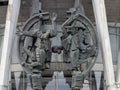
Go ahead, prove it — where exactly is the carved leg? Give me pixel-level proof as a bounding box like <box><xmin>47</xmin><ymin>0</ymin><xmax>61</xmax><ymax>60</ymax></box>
<box><xmin>72</xmin><ymin>71</ymin><xmax>84</xmax><ymax>90</ymax></box>
<box><xmin>45</xmin><ymin>50</ymin><xmax>52</xmax><ymax>69</ymax></box>
<box><xmin>71</xmin><ymin>49</ymin><xmax>79</xmax><ymax>69</ymax></box>
<box><xmin>26</xmin><ymin>74</ymin><xmax>32</xmax><ymax>90</ymax></box>
<box><xmin>31</xmin><ymin>74</ymin><xmax>43</xmax><ymax>90</ymax></box>
<box><xmin>35</xmin><ymin>48</ymin><xmax>45</xmax><ymax>67</ymax></box>
<box><xmin>23</xmin><ymin>47</ymin><xmax>33</xmax><ymax>59</ymax></box>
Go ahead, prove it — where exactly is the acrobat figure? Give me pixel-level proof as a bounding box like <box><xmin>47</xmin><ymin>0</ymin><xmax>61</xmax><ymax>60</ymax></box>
<box><xmin>17</xmin><ymin>13</ymin><xmax>57</xmax><ymax>71</ymax></box>
<box><xmin>17</xmin><ymin>13</ymin><xmax>57</xmax><ymax>90</ymax></box>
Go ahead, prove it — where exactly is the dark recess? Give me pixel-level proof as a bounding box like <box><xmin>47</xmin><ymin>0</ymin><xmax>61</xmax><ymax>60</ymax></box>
<box><xmin>0</xmin><ymin>1</ymin><xmax>8</xmax><ymax>6</ymax></box>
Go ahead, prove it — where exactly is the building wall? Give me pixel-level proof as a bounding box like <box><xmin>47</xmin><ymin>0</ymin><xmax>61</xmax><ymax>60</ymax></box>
<box><xmin>0</xmin><ymin>0</ymin><xmax>120</xmax><ymax>24</ymax></box>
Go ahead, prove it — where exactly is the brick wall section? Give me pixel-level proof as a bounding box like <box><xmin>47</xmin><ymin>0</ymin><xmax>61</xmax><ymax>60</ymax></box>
<box><xmin>42</xmin><ymin>0</ymin><xmax>74</xmax><ymax>23</ymax></box>
<box><xmin>42</xmin><ymin>0</ymin><xmax>120</xmax><ymax>23</ymax></box>
<box><xmin>0</xmin><ymin>0</ymin><xmax>30</xmax><ymax>24</ymax></box>
<box><xmin>0</xmin><ymin>0</ymin><xmax>120</xmax><ymax>24</ymax></box>
<box><xmin>0</xmin><ymin>6</ymin><xmax>7</xmax><ymax>24</ymax></box>
<box><xmin>105</xmin><ymin>0</ymin><xmax>120</xmax><ymax>22</ymax></box>
<box><xmin>18</xmin><ymin>0</ymin><xmax>30</xmax><ymax>23</ymax></box>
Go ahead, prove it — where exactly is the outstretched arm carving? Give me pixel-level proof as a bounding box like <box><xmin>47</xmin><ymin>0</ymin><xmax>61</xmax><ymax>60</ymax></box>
<box><xmin>49</xmin><ymin>13</ymin><xmax>57</xmax><ymax>37</ymax></box>
<box><xmin>36</xmin><ymin>13</ymin><xmax>58</xmax><ymax>39</ymax></box>
<box><xmin>16</xmin><ymin>29</ymin><xmax>39</xmax><ymax>37</ymax></box>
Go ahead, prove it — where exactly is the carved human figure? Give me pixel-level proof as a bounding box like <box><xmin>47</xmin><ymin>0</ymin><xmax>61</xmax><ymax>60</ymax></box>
<box><xmin>17</xmin><ymin>13</ymin><xmax>57</xmax><ymax>90</ymax></box>
<box><xmin>62</xmin><ymin>19</ymin><xmax>96</xmax><ymax>89</ymax></box>
<box><xmin>18</xmin><ymin>13</ymin><xmax>57</xmax><ymax>72</ymax></box>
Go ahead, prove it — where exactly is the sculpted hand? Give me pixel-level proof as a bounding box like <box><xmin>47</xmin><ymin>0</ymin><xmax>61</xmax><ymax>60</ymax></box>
<box><xmin>50</xmin><ymin>12</ymin><xmax>57</xmax><ymax>21</ymax></box>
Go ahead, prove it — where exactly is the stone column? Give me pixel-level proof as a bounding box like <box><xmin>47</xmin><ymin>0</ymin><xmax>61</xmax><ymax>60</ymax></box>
<box><xmin>92</xmin><ymin>0</ymin><xmax>116</xmax><ymax>90</ymax></box>
<box><xmin>0</xmin><ymin>0</ymin><xmax>21</xmax><ymax>90</ymax></box>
